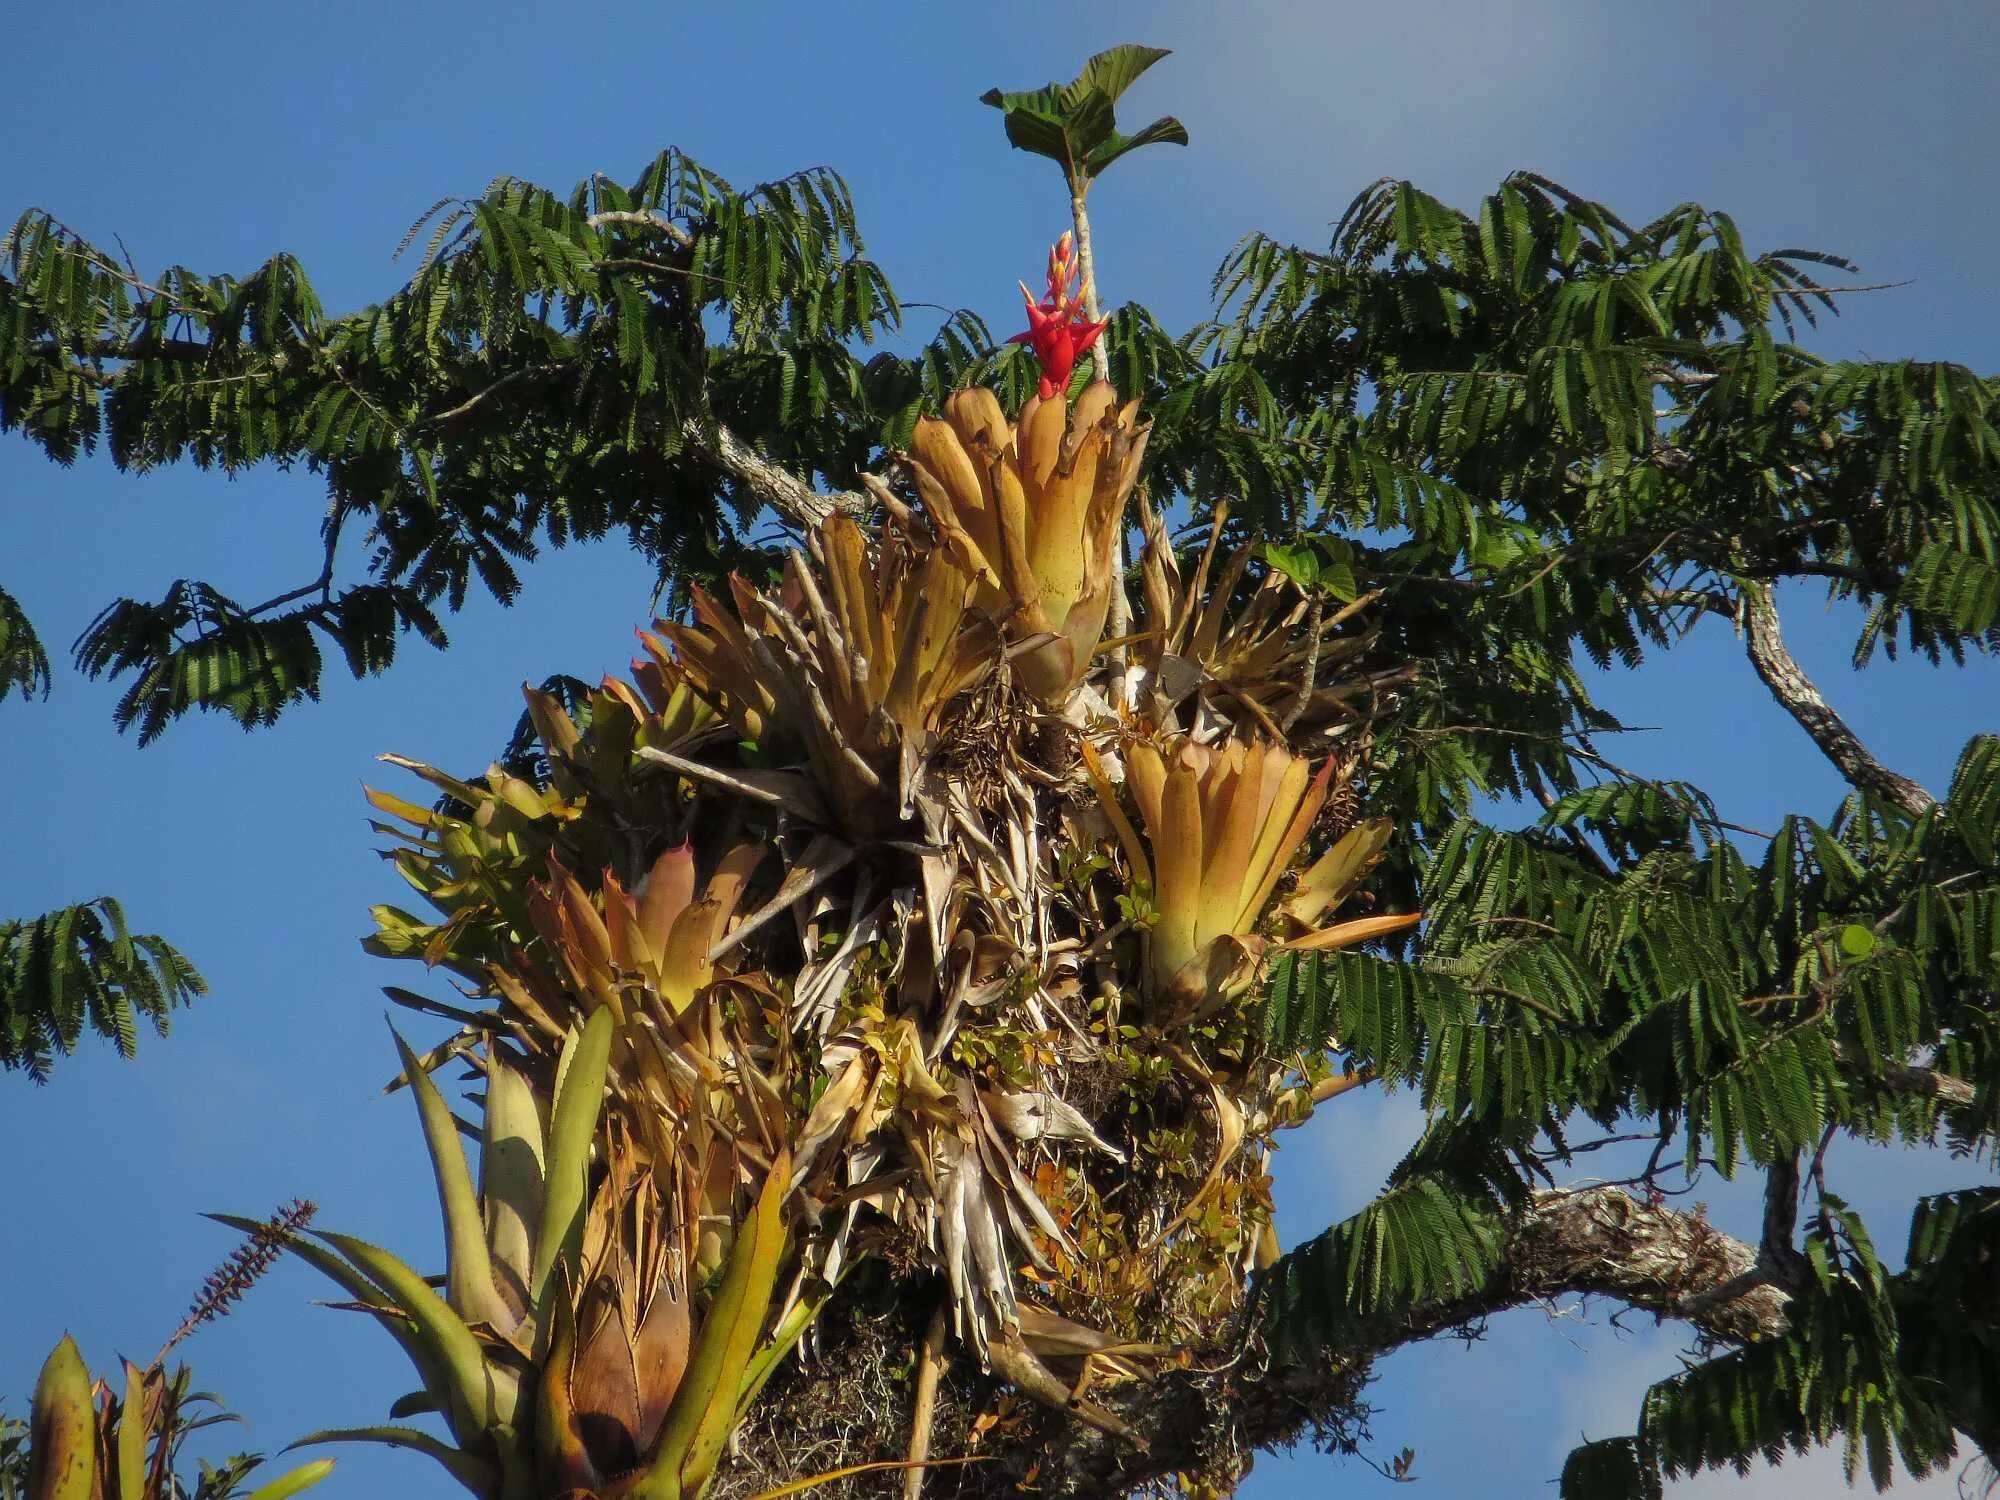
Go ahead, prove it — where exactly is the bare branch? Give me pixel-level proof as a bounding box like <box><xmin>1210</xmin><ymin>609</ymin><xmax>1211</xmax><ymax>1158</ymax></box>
<box><xmin>1738</xmin><ymin>579</ymin><xmax>1934</xmax><ymax>817</ymax></box>
<box><xmin>1067</xmin><ymin>185</ymin><xmax>1110</xmax><ymax>387</ymax></box>
<box><xmin>693</xmin><ymin>417</ymin><xmax>866</xmax><ymax>531</ymax></box>
<box><xmin>428</xmin><ymin>363</ymin><xmax>564</xmax><ymax>424</ymax></box>
<box><xmin>584</xmin><ymin>209</ymin><xmax>696</xmax><ymax>249</ymax></box>
<box><xmin>1831</xmin><ymin>1043</ymin><xmax>1978</xmax><ymax>1107</ymax></box>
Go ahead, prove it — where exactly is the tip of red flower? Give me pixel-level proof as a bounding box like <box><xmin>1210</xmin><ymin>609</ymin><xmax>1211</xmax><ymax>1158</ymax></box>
<box><xmin>1013</xmin><ymin>235</ymin><xmax>1106</xmax><ymax>397</ymax></box>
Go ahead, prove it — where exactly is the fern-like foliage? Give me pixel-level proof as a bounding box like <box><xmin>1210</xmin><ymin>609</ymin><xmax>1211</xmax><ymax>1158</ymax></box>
<box><xmin>1254</xmin><ymin>735</ymin><xmax>1999</xmax><ymax>1484</ymax></box>
<box><xmin>1257</xmin><ymin>1172</ymin><xmax>1509</xmax><ymax>1365</ymax></box>
<box><xmin>0</xmin><ymin>897</ymin><xmax>207</xmax><ymax>1079</ymax></box>
<box><xmin>0</xmin><ymin>586</ymin><xmax>49</xmax><ymax>701</ymax></box>
<box><xmin>9</xmin><ymin>162</ymin><xmax>1995</xmax><ymax>791</ymax></box>
<box><xmin>1189</xmin><ymin>172</ymin><xmax>2000</xmax><ymax>844</ymax></box>
<box><xmin>0</xmin><ymin>152</ymin><xmax>955</xmax><ymax>739</ymax></box>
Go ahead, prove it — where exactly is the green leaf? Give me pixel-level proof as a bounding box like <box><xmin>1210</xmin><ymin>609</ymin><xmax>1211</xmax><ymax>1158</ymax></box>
<box><xmin>1560</xmin><ymin>1436</ymin><xmax>1657</xmax><ymax>1500</ymax></box>
<box><xmin>1073</xmin><ymin>43</ymin><xmax>1173</xmax><ymax>105</ymax></box>
<box><xmin>1263</xmin><ymin>541</ymin><xmax>1320</xmax><ymax>588</ymax></box>
<box><xmin>634</xmin><ymin>1151</ymin><xmax>792</xmax><ymax>1499</ymax></box>
<box><xmin>1085</xmin><ymin>115</ymin><xmax>1190</xmax><ymax>177</ymax></box>
<box><xmin>1</xmin><ymin>897</ymin><xmax>206</xmax><ymax>1080</ymax></box>
<box><xmin>287</xmin><ymin>1428</ymin><xmax>494</xmax><ymax>1494</ymax></box>
<box><xmin>27</xmin><ymin>1335</ymin><xmax>96</xmax><ymax>1500</ymax></box>
<box><xmin>981</xmin><ymin>45</ymin><xmax>1187</xmax><ymax>184</ymax></box>
<box><xmin>529</xmin><ymin>1005</ymin><xmax>614</xmax><ymax>1334</ymax></box>
<box><xmin>115</xmin><ymin>1360</ymin><xmax>148</xmax><ymax>1500</ymax></box>
<box><xmin>1254</xmin><ymin>1175</ymin><xmax>1505</xmax><ymax>1365</ymax></box>
<box><xmin>312</xmin><ymin>1230</ymin><xmax>506</xmax><ymax>1442</ymax></box>
<box><xmin>240</xmin><ymin>1457</ymin><xmax>338</xmax><ymax>1500</ymax></box>
<box><xmin>0</xmin><ymin>585</ymin><xmax>51</xmax><ymax>701</ymax></box>
<box><xmin>389</xmin><ymin>1024</ymin><xmax>510</xmax><ymax>1330</ymax></box>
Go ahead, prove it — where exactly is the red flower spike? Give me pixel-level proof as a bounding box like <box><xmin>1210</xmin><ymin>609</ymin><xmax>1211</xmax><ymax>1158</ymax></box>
<box><xmin>1010</xmin><ymin>234</ymin><xmax>1110</xmax><ymax>399</ymax></box>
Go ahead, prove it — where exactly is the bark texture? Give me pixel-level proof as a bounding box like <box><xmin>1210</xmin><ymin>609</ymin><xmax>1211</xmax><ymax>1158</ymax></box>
<box><xmin>693</xmin><ymin>418</ymin><xmax>866</xmax><ymax>531</ymax></box>
<box><xmin>1740</xmin><ymin>580</ymin><xmax>1935</xmax><ymax>817</ymax></box>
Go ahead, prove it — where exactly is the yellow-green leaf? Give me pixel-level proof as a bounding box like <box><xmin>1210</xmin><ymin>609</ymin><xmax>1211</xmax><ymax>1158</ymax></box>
<box><xmin>530</xmin><ymin>1006</ymin><xmax>614</xmax><ymax>1336</ymax></box>
<box><xmin>240</xmin><ymin>1457</ymin><xmax>337</xmax><ymax>1500</ymax></box>
<box><xmin>115</xmin><ymin>1360</ymin><xmax>147</xmax><ymax>1500</ymax></box>
<box><xmin>390</xmin><ymin>1025</ymin><xmax>510</xmax><ymax>1330</ymax></box>
<box><xmin>634</xmin><ymin>1152</ymin><xmax>792</xmax><ymax>1499</ymax></box>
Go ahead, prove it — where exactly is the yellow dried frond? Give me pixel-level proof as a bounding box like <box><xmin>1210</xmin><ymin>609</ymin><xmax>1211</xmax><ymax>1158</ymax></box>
<box><xmin>659</xmin><ymin>515</ymin><xmax>1002</xmax><ymax>832</ymax></box>
<box><xmin>1136</xmin><ymin>495</ymin><xmax>1384</xmax><ymax>734</ymax></box>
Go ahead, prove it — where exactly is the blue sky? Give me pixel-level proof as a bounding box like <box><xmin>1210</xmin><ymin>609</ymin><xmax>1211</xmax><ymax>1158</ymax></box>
<box><xmin>2</xmin><ymin>3</ymin><xmax>1996</xmax><ymax>1496</ymax></box>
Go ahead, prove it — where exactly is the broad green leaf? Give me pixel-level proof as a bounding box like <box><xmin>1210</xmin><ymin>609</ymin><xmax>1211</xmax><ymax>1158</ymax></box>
<box><xmin>1263</xmin><ymin>541</ymin><xmax>1321</xmax><ymax>587</ymax></box>
<box><xmin>980</xmin><ymin>45</ymin><xmax>1186</xmax><ymax>183</ymax></box>
<box><xmin>1073</xmin><ymin>43</ymin><xmax>1173</xmax><ymax>105</ymax></box>
<box><xmin>1085</xmin><ymin>116</ymin><xmax>1191</xmax><ymax>176</ymax></box>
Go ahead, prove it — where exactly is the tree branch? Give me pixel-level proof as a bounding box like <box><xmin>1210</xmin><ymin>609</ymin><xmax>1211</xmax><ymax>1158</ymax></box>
<box><xmin>996</xmin><ymin>1187</ymin><xmax>1792</xmax><ymax>1498</ymax></box>
<box><xmin>1066</xmin><ymin>180</ymin><xmax>1133</xmax><ymax>653</ymax></box>
<box><xmin>1737</xmin><ymin>579</ymin><xmax>1934</xmax><ymax>817</ymax></box>
<box><xmin>584</xmin><ymin>209</ymin><xmax>696</xmax><ymax>249</ymax></box>
<box><xmin>1831</xmin><ymin>1043</ymin><xmax>1978</xmax><ymax>1107</ymax></box>
<box><xmin>691</xmin><ymin>418</ymin><xmax>865</xmax><ymax>531</ymax></box>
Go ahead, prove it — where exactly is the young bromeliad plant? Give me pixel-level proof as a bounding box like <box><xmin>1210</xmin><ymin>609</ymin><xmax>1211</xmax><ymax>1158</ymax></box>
<box><xmin>259</xmin><ymin>221</ymin><xmax>1417</xmax><ymax>1495</ymax></box>
<box><xmin>13</xmin><ymin>1205</ymin><xmax>334</xmax><ymax>1500</ymax></box>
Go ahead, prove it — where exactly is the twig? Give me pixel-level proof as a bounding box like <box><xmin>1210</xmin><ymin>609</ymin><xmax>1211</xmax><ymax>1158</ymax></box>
<box><xmin>634</xmin><ymin>745</ymin><xmax>790</xmax><ymax>804</ymax></box>
<box><xmin>429</xmin><ymin>363</ymin><xmax>563</xmax><ymax>424</ymax></box>
<box><xmin>1279</xmin><ymin>590</ymin><xmax>1324</xmax><ymax>735</ymax></box>
<box><xmin>1784</xmin><ymin>278</ymin><xmax>1917</xmax><ymax>297</ymax></box>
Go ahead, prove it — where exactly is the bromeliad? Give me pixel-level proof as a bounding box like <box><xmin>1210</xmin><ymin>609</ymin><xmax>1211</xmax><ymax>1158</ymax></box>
<box><xmin>904</xmin><ymin>380</ymin><xmax>1149</xmax><ymax>701</ymax></box>
<box><xmin>282</xmin><ymin>241</ymin><xmax>1412</xmax><ymax>1499</ymax></box>
<box><xmin>1009</xmin><ymin>232</ymin><xmax>1108</xmax><ymax>400</ymax></box>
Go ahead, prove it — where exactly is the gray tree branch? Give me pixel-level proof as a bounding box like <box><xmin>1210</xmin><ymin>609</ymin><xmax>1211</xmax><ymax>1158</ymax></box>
<box><xmin>1738</xmin><ymin>579</ymin><xmax>1935</xmax><ymax>817</ymax></box>
<box><xmin>692</xmin><ymin>418</ymin><xmax>866</xmax><ymax>531</ymax></box>
<box><xmin>1831</xmin><ymin>1042</ymin><xmax>1979</xmax><ymax>1107</ymax></box>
